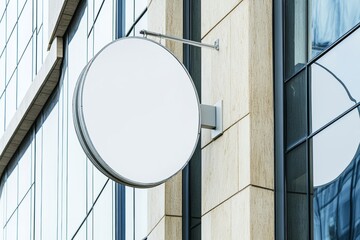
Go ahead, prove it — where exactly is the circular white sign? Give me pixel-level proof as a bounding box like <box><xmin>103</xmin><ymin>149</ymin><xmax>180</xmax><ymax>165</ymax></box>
<box><xmin>73</xmin><ymin>37</ymin><xmax>200</xmax><ymax>188</ymax></box>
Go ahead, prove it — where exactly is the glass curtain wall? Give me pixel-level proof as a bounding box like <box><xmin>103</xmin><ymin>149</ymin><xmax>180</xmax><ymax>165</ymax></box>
<box><xmin>283</xmin><ymin>0</ymin><xmax>360</xmax><ymax>239</ymax></box>
<box><xmin>0</xmin><ymin>0</ymin><xmax>118</xmax><ymax>239</ymax></box>
<box><xmin>0</xmin><ymin>0</ymin><xmax>48</xmax><ymax>139</ymax></box>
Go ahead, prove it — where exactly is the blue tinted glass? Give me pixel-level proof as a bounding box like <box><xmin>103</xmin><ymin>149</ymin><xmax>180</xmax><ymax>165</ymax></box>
<box><xmin>285</xmin><ymin>0</ymin><xmax>360</xmax><ymax>79</ymax></box>
<box><xmin>312</xmin><ymin>1</ymin><xmax>360</xmax><ymax>57</ymax></box>
<box><xmin>311</xmin><ymin>108</ymin><xmax>360</xmax><ymax>239</ymax></box>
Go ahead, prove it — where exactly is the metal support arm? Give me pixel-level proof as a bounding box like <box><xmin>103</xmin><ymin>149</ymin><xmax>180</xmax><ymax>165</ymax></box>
<box><xmin>140</xmin><ymin>30</ymin><xmax>219</xmax><ymax>51</ymax></box>
<box><xmin>200</xmin><ymin>100</ymin><xmax>223</xmax><ymax>139</ymax></box>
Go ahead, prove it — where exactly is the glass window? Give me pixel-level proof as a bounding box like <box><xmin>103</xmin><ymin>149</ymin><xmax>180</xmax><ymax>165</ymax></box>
<box><xmin>93</xmin><ymin>181</ymin><xmax>113</xmax><ymax>240</ymax></box>
<box><xmin>41</xmin><ymin>103</ymin><xmax>59</xmax><ymax>240</ymax></box>
<box><xmin>286</xmin><ymin>143</ymin><xmax>308</xmax><ymax>240</ymax></box>
<box><xmin>18</xmin><ymin>0</ymin><xmax>33</xmax><ymax>57</ymax></box>
<box><xmin>284</xmin><ymin>0</ymin><xmax>309</xmax><ymax>79</ymax></box>
<box><xmin>5</xmin><ymin>75</ymin><xmax>17</xmax><ymax>128</ymax></box>
<box><xmin>87</xmin><ymin>30</ymin><xmax>94</xmax><ymax>60</ymax></box>
<box><xmin>125</xmin><ymin>187</ymin><xmax>148</xmax><ymax>240</ymax></box>
<box><xmin>6</xmin><ymin>0</ymin><xmax>17</xmax><ymax>38</ymax></box>
<box><xmin>6</xmin><ymin>164</ymin><xmax>18</xmax><ymax>221</ymax></box>
<box><xmin>311</xmin><ymin>109</ymin><xmax>359</xmax><ymax>188</ymax></box>
<box><xmin>17</xmin><ymin>40</ymin><xmax>33</xmax><ymax>106</ymax></box>
<box><xmin>310</xmin><ymin>28</ymin><xmax>360</xmax><ymax>133</ymax></box>
<box><xmin>285</xmin><ymin>70</ymin><xmax>307</xmax><ymax>147</ymax></box>
<box><xmin>42</xmin><ymin>0</ymin><xmax>48</xmax><ymax>56</ymax></box>
<box><xmin>93</xmin><ymin>0</ymin><xmax>113</xmax><ymax>55</ymax></box>
<box><xmin>18</xmin><ymin>143</ymin><xmax>33</xmax><ymax>201</ymax></box>
<box><xmin>0</xmin><ymin>94</ymin><xmax>4</xmax><ymax>136</ymax></box>
<box><xmin>0</xmin><ymin>52</ymin><xmax>5</xmax><ymax>94</ymax></box>
<box><xmin>0</xmin><ymin>18</ymin><xmax>5</xmax><ymax>54</ymax></box>
<box><xmin>88</xmin><ymin>0</ymin><xmax>94</xmax><ymax>33</ymax></box>
<box><xmin>133</xmin><ymin>0</ymin><xmax>147</xmax><ymax>36</ymax></box>
<box><xmin>36</xmin><ymin>26</ymin><xmax>43</xmax><ymax>73</ymax></box>
<box><xmin>125</xmin><ymin>0</ymin><xmax>134</xmax><ymax>35</ymax></box>
<box><xmin>0</xmin><ymin>190</ymin><xmax>4</xmax><ymax>238</ymax></box>
<box><xmin>37</xmin><ymin>0</ymin><xmax>43</xmax><ymax>31</ymax></box>
<box><xmin>0</xmin><ymin>1</ymin><xmax>5</xmax><ymax>19</ymax></box>
<box><xmin>93</xmin><ymin>166</ymin><xmax>107</xmax><ymax>201</ymax></box>
<box><xmin>311</xmin><ymin>108</ymin><xmax>360</xmax><ymax>239</ymax></box>
<box><xmin>73</xmin><ymin>222</ymin><xmax>86</xmax><ymax>240</ymax></box>
<box><xmin>18</xmin><ymin>189</ymin><xmax>32</xmax><ymax>240</ymax></box>
<box><xmin>125</xmin><ymin>187</ymin><xmax>134</xmax><ymax>240</ymax></box>
<box><xmin>18</xmin><ymin>0</ymin><xmax>27</xmax><ymax>14</ymax></box>
<box><xmin>134</xmin><ymin>189</ymin><xmax>148</xmax><ymax>240</ymax></box>
<box><xmin>34</xmin><ymin>125</ymin><xmax>42</xmax><ymax>240</ymax></box>
<box><xmin>6</xmin><ymin>29</ymin><xmax>17</xmax><ymax>82</ymax></box>
<box><xmin>67</xmin><ymin>8</ymin><xmax>87</xmax><ymax>236</ymax></box>
<box><xmin>285</xmin><ymin>0</ymin><xmax>360</xmax><ymax>79</ymax></box>
<box><xmin>94</xmin><ymin>0</ymin><xmax>104</xmax><ymax>19</ymax></box>
<box><xmin>87</xmin><ymin>159</ymin><xmax>93</xmax><ymax>212</ymax></box>
<box><xmin>312</xmin><ymin>0</ymin><xmax>360</xmax><ymax>57</ymax></box>
<box><xmin>6</xmin><ymin>209</ymin><xmax>17</xmax><ymax>240</ymax></box>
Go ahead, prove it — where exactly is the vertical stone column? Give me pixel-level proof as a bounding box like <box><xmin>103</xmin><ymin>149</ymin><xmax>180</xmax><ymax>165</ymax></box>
<box><xmin>201</xmin><ymin>0</ymin><xmax>274</xmax><ymax>239</ymax></box>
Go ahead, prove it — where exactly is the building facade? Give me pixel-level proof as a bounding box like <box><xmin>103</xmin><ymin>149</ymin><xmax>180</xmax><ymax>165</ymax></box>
<box><xmin>0</xmin><ymin>0</ymin><xmax>358</xmax><ymax>239</ymax></box>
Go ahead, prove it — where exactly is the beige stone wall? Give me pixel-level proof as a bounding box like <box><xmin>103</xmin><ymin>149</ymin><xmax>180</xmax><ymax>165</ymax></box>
<box><xmin>201</xmin><ymin>0</ymin><xmax>274</xmax><ymax>239</ymax></box>
<box><xmin>146</xmin><ymin>0</ymin><xmax>183</xmax><ymax>239</ymax></box>
<box><xmin>146</xmin><ymin>0</ymin><xmax>274</xmax><ymax>239</ymax></box>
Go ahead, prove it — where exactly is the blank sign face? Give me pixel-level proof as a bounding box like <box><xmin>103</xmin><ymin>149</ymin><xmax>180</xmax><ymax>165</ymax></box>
<box><xmin>73</xmin><ymin>37</ymin><xmax>200</xmax><ymax>188</ymax></box>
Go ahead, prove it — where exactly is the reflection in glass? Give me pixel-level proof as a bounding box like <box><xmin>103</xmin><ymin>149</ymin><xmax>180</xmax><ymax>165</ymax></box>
<box><xmin>286</xmin><ymin>70</ymin><xmax>307</xmax><ymax>147</ymax></box>
<box><xmin>310</xmin><ymin>28</ymin><xmax>360</xmax><ymax>132</ymax></box>
<box><xmin>286</xmin><ymin>143</ymin><xmax>308</xmax><ymax>240</ymax></box>
<box><xmin>285</xmin><ymin>0</ymin><xmax>360</xmax><ymax>79</ymax></box>
<box><xmin>284</xmin><ymin>0</ymin><xmax>309</xmax><ymax>79</ymax></box>
<box><xmin>125</xmin><ymin>0</ymin><xmax>147</xmax><ymax>36</ymax></box>
<box><xmin>312</xmin><ymin>0</ymin><xmax>360</xmax><ymax>56</ymax></box>
<box><xmin>312</xmin><ymin>108</ymin><xmax>360</xmax><ymax>239</ymax></box>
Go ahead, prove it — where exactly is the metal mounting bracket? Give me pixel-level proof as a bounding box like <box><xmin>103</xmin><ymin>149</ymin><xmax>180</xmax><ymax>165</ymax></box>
<box><xmin>200</xmin><ymin>100</ymin><xmax>223</xmax><ymax>139</ymax></box>
<box><xmin>140</xmin><ymin>30</ymin><xmax>219</xmax><ymax>51</ymax></box>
